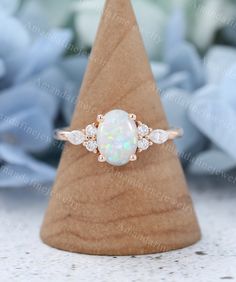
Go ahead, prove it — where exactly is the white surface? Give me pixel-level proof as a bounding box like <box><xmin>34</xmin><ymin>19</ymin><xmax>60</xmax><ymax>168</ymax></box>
<box><xmin>0</xmin><ymin>176</ymin><xmax>236</xmax><ymax>282</ymax></box>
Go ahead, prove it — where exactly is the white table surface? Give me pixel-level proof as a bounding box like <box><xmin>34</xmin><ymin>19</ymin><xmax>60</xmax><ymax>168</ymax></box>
<box><xmin>0</xmin><ymin>176</ymin><xmax>236</xmax><ymax>282</ymax></box>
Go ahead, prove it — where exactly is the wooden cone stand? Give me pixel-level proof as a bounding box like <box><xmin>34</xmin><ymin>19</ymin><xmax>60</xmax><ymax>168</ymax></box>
<box><xmin>40</xmin><ymin>0</ymin><xmax>201</xmax><ymax>255</ymax></box>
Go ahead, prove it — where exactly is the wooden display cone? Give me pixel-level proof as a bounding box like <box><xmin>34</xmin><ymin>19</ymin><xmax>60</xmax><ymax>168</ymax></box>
<box><xmin>40</xmin><ymin>0</ymin><xmax>201</xmax><ymax>255</ymax></box>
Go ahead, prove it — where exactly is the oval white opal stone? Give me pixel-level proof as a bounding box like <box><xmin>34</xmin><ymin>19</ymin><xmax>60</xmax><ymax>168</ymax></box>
<box><xmin>97</xmin><ymin>110</ymin><xmax>138</xmax><ymax>166</ymax></box>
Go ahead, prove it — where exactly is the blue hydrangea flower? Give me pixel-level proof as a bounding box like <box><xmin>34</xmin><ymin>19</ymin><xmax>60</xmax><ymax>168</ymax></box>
<box><xmin>0</xmin><ymin>5</ymin><xmax>77</xmax><ymax>188</ymax></box>
<box><xmin>153</xmin><ymin>10</ymin><xmax>236</xmax><ymax>174</ymax></box>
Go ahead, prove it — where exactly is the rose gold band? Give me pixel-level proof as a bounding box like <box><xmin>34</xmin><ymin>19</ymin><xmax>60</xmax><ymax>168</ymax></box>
<box><xmin>54</xmin><ymin>129</ymin><xmax>71</xmax><ymax>141</ymax></box>
<box><xmin>54</xmin><ymin>128</ymin><xmax>183</xmax><ymax>142</ymax></box>
<box><xmin>167</xmin><ymin>128</ymin><xmax>184</xmax><ymax>140</ymax></box>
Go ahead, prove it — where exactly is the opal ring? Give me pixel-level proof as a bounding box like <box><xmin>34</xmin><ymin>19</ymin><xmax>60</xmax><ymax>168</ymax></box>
<box><xmin>55</xmin><ymin>109</ymin><xmax>183</xmax><ymax>166</ymax></box>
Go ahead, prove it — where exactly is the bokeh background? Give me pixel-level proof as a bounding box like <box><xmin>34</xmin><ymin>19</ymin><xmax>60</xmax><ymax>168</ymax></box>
<box><xmin>1</xmin><ymin>0</ymin><xmax>236</xmax><ymax>190</ymax></box>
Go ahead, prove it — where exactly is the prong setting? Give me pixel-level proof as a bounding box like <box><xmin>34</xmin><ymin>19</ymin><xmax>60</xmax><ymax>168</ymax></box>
<box><xmin>86</xmin><ymin>124</ymin><xmax>97</xmax><ymax>137</ymax></box>
<box><xmin>137</xmin><ymin>123</ymin><xmax>149</xmax><ymax>137</ymax></box>
<box><xmin>98</xmin><ymin>155</ymin><xmax>106</xmax><ymax>162</ymax></box>
<box><xmin>97</xmin><ymin>114</ymin><xmax>104</xmax><ymax>123</ymax></box>
<box><xmin>130</xmin><ymin>154</ymin><xmax>137</xmax><ymax>162</ymax></box>
<box><xmin>54</xmin><ymin>109</ymin><xmax>183</xmax><ymax>166</ymax></box>
<box><xmin>129</xmin><ymin>113</ymin><xmax>136</xmax><ymax>121</ymax></box>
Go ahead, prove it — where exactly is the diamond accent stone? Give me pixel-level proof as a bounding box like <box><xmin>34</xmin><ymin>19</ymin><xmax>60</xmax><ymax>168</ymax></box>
<box><xmin>137</xmin><ymin>138</ymin><xmax>150</xmax><ymax>150</ymax></box>
<box><xmin>149</xmin><ymin>130</ymin><xmax>169</xmax><ymax>144</ymax></box>
<box><xmin>67</xmin><ymin>130</ymin><xmax>85</xmax><ymax>145</ymax></box>
<box><xmin>137</xmin><ymin>124</ymin><xmax>149</xmax><ymax>137</ymax></box>
<box><xmin>86</xmin><ymin>124</ymin><xmax>97</xmax><ymax>137</ymax></box>
<box><xmin>85</xmin><ymin>140</ymin><xmax>98</xmax><ymax>152</ymax></box>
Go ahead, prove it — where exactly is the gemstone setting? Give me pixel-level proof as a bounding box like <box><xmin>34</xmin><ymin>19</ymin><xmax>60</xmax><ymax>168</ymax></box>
<box><xmin>67</xmin><ymin>130</ymin><xmax>85</xmax><ymax>145</ymax></box>
<box><xmin>138</xmin><ymin>124</ymin><xmax>149</xmax><ymax>137</ymax></box>
<box><xmin>85</xmin><ymin>124</ymin><xmax>97</xmax><ymax>137</ymax></box>
<box><xmin>85</xmin><ymin>140</ymin><xmax>98</xmax><ymax>152</ymax></box>
<box><xmin>55</xmin><ymin>109</ymin><xmax>182</xmax><ymax>166</ymax></box>
<box><xmin>137</xmin><ymin>138</ymin><xmax>150</xmax><ymax>151</ymax></box>
<box><xmin>149</xmin><ymin>129</ymin><xmax>169</xmax><ymax>144</ymax></box>
<box><xmin>97</xmin><ymin>110</ymin><xmax>138</xmax><ymax>166</ymax></box>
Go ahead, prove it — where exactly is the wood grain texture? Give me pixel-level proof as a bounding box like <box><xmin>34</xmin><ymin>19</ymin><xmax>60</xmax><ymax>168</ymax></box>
<box><xmin>40</xmin><ymin>0</ymin><xmax>201</xmax><ymax>255</ymax></box>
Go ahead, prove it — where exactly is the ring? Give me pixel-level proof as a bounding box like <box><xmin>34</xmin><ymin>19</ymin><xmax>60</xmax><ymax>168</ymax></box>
<box><xmin>55</xmin><ymin>109</ymin><xmax>183</xmax><ymax>166</ymax></box>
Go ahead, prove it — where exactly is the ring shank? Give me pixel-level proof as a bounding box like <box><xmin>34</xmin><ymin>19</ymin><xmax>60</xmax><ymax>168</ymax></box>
<box><xmin>167</xmin><ymin>128</ymin><xmax>184</xmax><ymax>140</ymax></box>
<box><xmin>54</xmin><ymin>128</ymin><xmax>183</xmax><ymax>142</ymax></box>
<box><xmin>54</xmin><ymin>129</ymin><xmax>70</xmax><ymax>141</ymax></box>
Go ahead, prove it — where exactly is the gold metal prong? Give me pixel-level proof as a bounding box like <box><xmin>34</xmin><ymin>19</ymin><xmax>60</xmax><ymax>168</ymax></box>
<box><xmin>129</xmin><ymin>113</ymin><xmax>136</xmax><ymax>121</ymax></box>
<box><xmin>97</xmin><ymin>114</ymin><xmax>104</xmax><ymax>123</ymax></box>
<box><xmin>98</xmin><ymin>155</ymin><xmax>106</xmax><ymax>162</ymax></box>
<box><xmin>130</xmin><ymin>154</ymin><xmax>137</xmax><ymax>162</ymax></box>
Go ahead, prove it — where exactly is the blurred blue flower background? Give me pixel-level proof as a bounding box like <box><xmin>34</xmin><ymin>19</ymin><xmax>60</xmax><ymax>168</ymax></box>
<box><xmin>1</xmin><ymin>0</ymin><xmax>236</xmax><ymax>189</ymax></box>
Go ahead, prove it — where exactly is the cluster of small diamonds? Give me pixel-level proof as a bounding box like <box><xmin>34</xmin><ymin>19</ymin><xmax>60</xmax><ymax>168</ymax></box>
<box><xmin>66</xmin><ymin>123</ymin><xmax>98</xmax><ymax>153</ymax></box>
<box><xmin>137</xmin><ymin>122</ymin><xmax>169</xmax><ymax>152</ymax></box>
<box><xmin>137</xmin><ymin>123</ymin><xmax>151</xmax><ymax>151</ymax></box>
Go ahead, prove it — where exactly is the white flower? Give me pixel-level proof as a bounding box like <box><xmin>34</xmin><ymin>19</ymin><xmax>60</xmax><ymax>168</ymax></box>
<box><xmin>188</xmin><ymin>0</ymin><xmax>235</xmax><ymax>50</ymax></box>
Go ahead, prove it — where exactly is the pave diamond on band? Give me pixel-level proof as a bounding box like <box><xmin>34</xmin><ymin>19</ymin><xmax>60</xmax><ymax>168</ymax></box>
<box><xmin>54</xmin><ymin>109</ymin><xmax>183</xmax><ymax>166</ymax></box>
